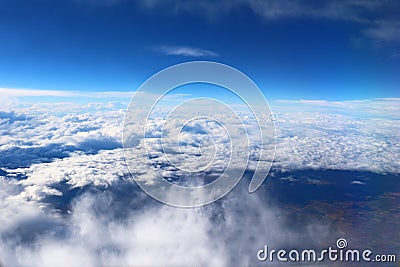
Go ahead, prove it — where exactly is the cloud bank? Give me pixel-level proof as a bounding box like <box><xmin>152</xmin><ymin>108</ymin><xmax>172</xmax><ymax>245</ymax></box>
<box><xmin>0</xmin><ymin>97</ymin><xmax>399</xmax><ymax>266</ymax></box>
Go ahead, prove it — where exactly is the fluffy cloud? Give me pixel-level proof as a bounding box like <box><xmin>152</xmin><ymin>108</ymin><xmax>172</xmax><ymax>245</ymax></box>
<box><xmin>1</xmin><ymin>176</ymin><xmax>329</xmax><ymax>267</ymax></box>
<box><xmin>8</xmin><ymin>149</ymin><xmax>127</xmax><ymax>202</ymax></box>
<box><xmin>2</xmin><ymin>98</ymin><xmax>399</xmax><ymax>200</ymax></box>
<box><xmin>272</xmin><ymin>110</ymin><xmax>400</xmax><ymax>174</ymax></box>
<box><xmin>0</xmin><ymin>107</ymin><xmax>123</xmax><ymax>167</ymax></box>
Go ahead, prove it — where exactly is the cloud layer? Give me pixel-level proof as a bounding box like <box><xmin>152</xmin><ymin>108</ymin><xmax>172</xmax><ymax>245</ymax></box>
<box><xmin>1</xmin><ymin>98</ymin><xmax>399</xmax><ymax>203</ymax></box>
<box><xmin>0</xmin><ymin>97</ymin><xmax>399</xmax><ymax>266</ymax></box>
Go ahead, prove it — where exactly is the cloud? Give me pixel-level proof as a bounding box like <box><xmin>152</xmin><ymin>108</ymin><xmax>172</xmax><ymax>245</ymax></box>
<box><xmin>0</xmin><ymin>111</ymin><xmax>28</xmax><ymax>123</ymax></box>
<box><xmin>143</xmin><ymin>0</ymin><xmax>400</xmax><ymax>51</ymax></box>
<box><xmin>0</xmin><ymin>106</ymin><xmax>124</xmax><ymax>172</ymax></box>
<box><xmin>77</xmin><ymin>0</ymin><xmax>400</xmax><ymax>49</ymax></box>
<box><xmin>154</xmin><ymin>45</ymin><xmax>219</xmax><ymax>57</ymax></box>
<box><xmin>2</xmin><ymin>98</ymin><xmax>399</xmax><ymax>190</ymax></box>
<box><xmin>273</xmin><ymin>98</ymin><xmax>400</xmax><ymax>118</ymax></box>
<box><xmin>243</xmin><ymin>0</ymin><xmax>386</xmax><ymax>22</ymax></box>
<box><xmin>0</xmin><ymin>88</ymin><xmax>77</xmax><ymax>97</ymax></box>
<box><xmin>0</xmin><ymin>87</ymin><xmax>134</xmax><ymax>99</ymax></box>
<box><xmin>11</xmin><ymin>149</ymin><xmax>127</xmax><ymax>201</ymax></box>
<box><xmin>0</xmin><ymin>144</ymin><xmax>75</xmax><ymax>169</ymax></box>
<box><xmin>0</xmin><ymin>173</ymin><xmax>330</xmax><ymax>267</ymax></box>
<box><xmin>0</xmin><ymin>98</ymin><xmax>399</xmax><ymax>266</ymax></box>
<box><xmin>142</xmin><ymin>0</ymin><xmax>399</xmax><ymax>23</ymax></box>
<box><xmin>271</xmin><ymin>108</ymin><xmax>400</xmax><ymax>174</ymax></box>
<box><xmin>364</xmin><ymin>20</ymin><xmax>400</xmax><ymax>44</ymax></box>
<box><xmin>65</xmin><ymin>1</ymin><xmax>400</xmax><ymax>55</ymax></box>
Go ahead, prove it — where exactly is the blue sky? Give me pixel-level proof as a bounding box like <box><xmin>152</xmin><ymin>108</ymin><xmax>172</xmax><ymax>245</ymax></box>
<box><xmin>0</xmin><ymin>0</ymin><xmax>399</xmax><ymax>100</ymax></box>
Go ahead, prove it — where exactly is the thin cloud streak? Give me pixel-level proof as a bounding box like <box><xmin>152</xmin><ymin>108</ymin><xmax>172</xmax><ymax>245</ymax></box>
<box><xmin>154</xmin><ymin>45</ymin><xmax>219</xmax><ymax>57</ymax></box>
<box><xmin>0</xmin><ymin>88</ymin><xmax>135</xmax><ymax>99</ymax></box>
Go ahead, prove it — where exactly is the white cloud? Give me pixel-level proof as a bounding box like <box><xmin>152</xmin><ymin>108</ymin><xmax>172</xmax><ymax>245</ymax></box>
<box><xmin>274</xmin><ymin>117</ymin><xmax>400</xmax><ymax>173</ymax></box>
<box><xmin>0</xmin><ymin>88</ymin><xmax>77</xmax><ymax>97</ymax></box>
<box><xmin>0</xmin><ymin>87</ymin><xmax>134</xmax><ymax>99</ymax></box>
<box><xmin>154</xmin><ymin>45</ymin><xmax>219</xmax><ymax>57</ymax></box>
<box><xmin>10</xmin><ymin>149</ymin><xmax>127</xmax><ymax>202</ymax></box>
<box><xmin>273</xmin><ymin>98</ymin><xmax>400</xmax><ymax>118</ymax></box>
<box><xmin>0</xmin><ymin>176</ymin><xmax>327</xmax><ymax>267</ymax></box>
<box><xmin>0</xmin><ymin>98</ymin><xmax>399</xmax><ymax>266</ymax></box>
<box><xmin>2</xmin><ymin>98</ymin><xmax>399</xmax><ymax>191</ymax></box>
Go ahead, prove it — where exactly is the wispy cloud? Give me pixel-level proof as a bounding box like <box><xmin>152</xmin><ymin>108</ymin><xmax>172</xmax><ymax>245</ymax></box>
<box><xmin>275</xmin><ymin>99</ymin><xmax>346</xmax><ymax>107</ymax></box>
<box><xmin>364</xmin><ymin>20</ymin><xmax>400</xmax><ymax>44</ymax></box>
<box><xmin>141</xmin><ymin>0</ymin><xmax>398</xmax><ymax>23</ymax></box>
<box><xmin>72</xmin><ymin>0</ymin><xmax>400</xmax><ymax>55</ymax></box>
<box><xmin>250</xmin><ymin>0</ymin><xmax>400</xmax><ymax>50</ymax></box>
<box><xmin>0</xmin><ymin>88</ymin><xmax>135</xmax><ymax>99</ymax></box>
<box><xmin>0</xmin><ymin>88</ymin><xmax>77</xmax><ymax>97</ymax></box>
<box><xmin>144</xmin><ymin>0</ymin><xmax>400</xmax><ymax>52</ymax></box>
<box><xmin>243</xmin><ymin>0</ymin><xmax>382</xmax><ymax>22</ymax></box>
<box><xmin>275</xmin><ymin>98</ymin><xmax>400</xmax><ymax>106</ymax></box>
<box><xmin>273</xmin><ymin>98</ymin><xmax>400</xmax><ymax>118</ymax></box>
<box><xmin>154</xmin><ymin>45</ymin><xmax>219</xmax><ymax>57</ymax></box>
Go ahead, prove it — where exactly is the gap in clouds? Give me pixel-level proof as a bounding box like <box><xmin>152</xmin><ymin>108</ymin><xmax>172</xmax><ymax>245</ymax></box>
<box><xmin>2</xmin><ymin>168</ymin><xmax>398</xmax><ymax>266</ymax></box>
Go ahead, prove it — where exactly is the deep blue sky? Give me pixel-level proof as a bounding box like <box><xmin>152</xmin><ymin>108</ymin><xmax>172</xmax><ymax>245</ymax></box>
<box><xmin>0</xmin><ymin>0</ymin><xmax>399</xmax><ymax>100</ymax></box>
